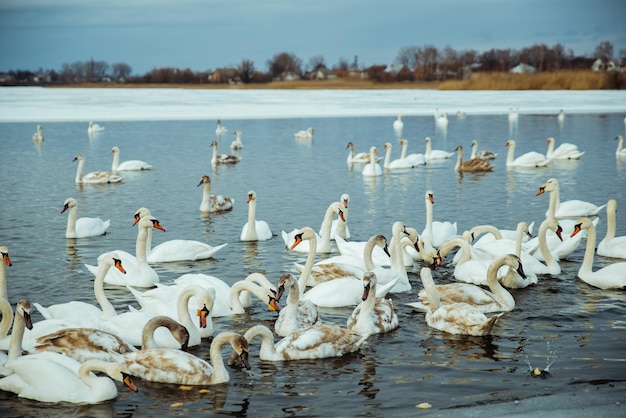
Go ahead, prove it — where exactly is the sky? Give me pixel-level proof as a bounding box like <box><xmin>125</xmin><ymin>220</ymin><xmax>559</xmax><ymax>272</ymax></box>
<box><xmin>1</xmin><ymin>0</ymin><xmax>625</xmax><ymax>76</ymax></box>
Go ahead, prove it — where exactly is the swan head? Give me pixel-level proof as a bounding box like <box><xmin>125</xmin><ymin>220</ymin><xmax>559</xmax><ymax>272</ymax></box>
<box><xmin>425</xmin><ymin>137</ymin><xmax>431</xmax><ymax>144</ymax></box>
<box><xmin>72</xmin><ymin>154</ymin><xmax>84</xmax><ymax>162</ymax></box>
<box><xmin>211</xmin><ymin>140</ymin><xmax>218</xmax><ymax>148</ymax></box>
<box><xmin>346</xmin><ymin>141</ymin><xmax>354</xmax><ymax>150</ymax></box>
<box><xmin>505</xmin><ymin>139</ymin><xmax>516</xmax><ymax>148</ymax></box>
<box><xmin>247</xmin><ymin>190</ymin><xmax>257</xmax><ymax>203</ymax></box>
<box><xmin>341</xmin><ymin>193</ymin><xmax>349</xmax><ymax>209</ymax></box>
<box><xmin>228</xmin><ymin>333</ymin><xmax>251</xmax><ymax>371</ymax></box>
<box><xmin>16</xmin><ymin>299</ymin><xmax>33</xmax><ymax>330</ymax></box>
<box><xmin>546</xmin><ymin>137</ymin><xmax>555</xmax><ymax>145</ymax></box>
<box><xmin>276</xmin><ymin>273</ymin><xmax>297</xmax><ymax>301</ymax></box>
<box><xmin>536</xmin><ymin>178</ymin><xmax>558</xmax><ymax>196</ymax></box>
<box><xmin>98</xmin><ymin>252</ymin><xmax>127</xmax><ymax>274</ymax></box>
<box><xmin>133</xmin><ymin>207</ymin><xmax>152</xmax><ymax>225</ymax></box>
<box><xmin>361</xmin><ymin>271</ymin><xmax>377</xmax><ymax>301</ymax></box>
<box><xmin>617</xmin><ymin>135</ymin><xmax>624</xmax><ymax>141</ymax></box>
<box><xmin>571</xmin><ymin>217</ymin><xmax>593</xmax><ymax>238</ymax></box>
<box><xmin>291</xmin><ymin>227</ymin><xmax>316</xmax><ymax>250</ymax></box>
<box><xmin>84</xmin><ymin>361</ymin><xmax>138</xmax><ymax>392</ymax></box>
<box><xmin>399</xmin><ymin>139</ymin><xmax>408</xmax><ymax>146</ymax></box>
<box><xmin>503</xmin><ymin>254</ymin><xmax>527</xmax><ymax>280</ymax></box>
<box><xmin>454</xmin><ymin>145</ymin><xmax>463</xmax><ymax>153</ymax></box>
<box><xmin>197</xmin><ymin>175</ymin><xmax>210</xmax><ymax>188</ymax></box>
<box><xmin>137</xmin><ymin>215</ymin><xmax>166</xmax><ymax>232</ymax></box>
<box><xmin>1</xmin><ymin>246</ymin><xmax>11</xmax><ymax>266</ymax></box>
<box><xmin>425</xmin><ymin>190</ymin><xmax>434</xmax><ymax>204</ymax></box>
<box><xmin>61</xmin><ymin>197</ymin><xmax>77</xmax><ymax>213</ymax></box>
<box><xmin>383</xmin><ymin>142</ymin><xmax>392</xmax><ymax>150</ymax></box>
<box><xmin>111</xmin><ymin>146</ymin><xmax>120</xmax><ymax>154</ymax></box>
<box><xmin>370</xmin><ymin>146</ymin><xmax>378</xmax><ymax>154</ymax></box>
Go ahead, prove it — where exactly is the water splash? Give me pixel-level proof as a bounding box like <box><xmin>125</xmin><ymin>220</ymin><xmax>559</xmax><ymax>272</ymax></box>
<box><xmin>522</xmin><ymin>340</ymin><xmax>558</xmax><ymax>377</ymax></box>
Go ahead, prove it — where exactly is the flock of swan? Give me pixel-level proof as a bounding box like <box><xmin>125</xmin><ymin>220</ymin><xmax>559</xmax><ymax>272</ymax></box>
<box><xmin>7</xmin><ymin>115</ymin><xmax>625</xmax><ymax>406</ymax></box>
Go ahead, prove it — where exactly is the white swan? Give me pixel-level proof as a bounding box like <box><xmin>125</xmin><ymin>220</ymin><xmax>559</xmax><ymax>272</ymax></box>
<box><xmin>424</xmin><ymin>137</ymin><xmax>453</xmax><ymax>161</ymax></box>
<box><xmin>570</xmin><ymin>218</ymin><xmax>626</xmax><ymax>289</ymax></box>
<box><xmin>327</xmin><ymin>193</ymin><xmax>350</xmax><ymax>240</ymax></box>
<box><xmin>399</xmin><ymin>139</ymin><xmax>426</xmax><ymax>166</ymax></box>
<box><xmin>416</xmin><ymin>267</ymin><xmax>502</xmax><ymax>336</ymax></box>
<box><xmin>241</xmin><ymin>190</ymin><xmax>272</xmax><ymax>241</ymax></box>
<box><xmin>393</xmin><ymin>114</ymin><xmax>404</xmax><ymax>136</ymax></box>
<box><xmin>545</xmin><ymin>137</ymin><xmax>584</xmax><ymax>160</ymax></box>
<box><xmin>131</xmin><ymin>272</ymin><xmax>279</xmax><ymax>319</ymax></box>
<box><xmin>282</xmin><ymin>201</ymin><xmax>345</xmax><ymax>254</ymax></box>
<box><xmin>291</xmin><ymin>227</ymin><xmax>399</xmax><ymax>307</ymax></box>
<box><xmin>0</xmin><ymin>300</ymin><xmax>138</xmax><ymax>402</ymax></box>
<box><xmin>133</xmin><ymin>206</ymin><xmax>227</xmax><ymax>262</ymax></box>
<box><xmin>85</xmin><ymin>215</ymin><xmax>164</xmax><ymax>287</ymax></box>
<box><xmin>232</xmin><ymin>324</ymin><xmax>367</xmax><ymax>362</ymax></box>
<box><xmin>294</xmin><ymin>127</ymin><xmax>314</xmax><ymax>140</ymax></box>
<box><xmin>197</xmin><ymin>175</ymin><xmax>234</xmax><ymax>212</ymax></box>
<box><xmin>87</xmin><ymin>121</ymin><xmax>105</xmax><ymax>133</ymax></box>
<box><xmin>210</xmin><ymin>140</ymin><xmax>240</xmax><ymax>165</ymax></box>
<box><xmin>557</xmin><ymin>109</ymin><xmax>565</xmax><ymax>125</ymax></box>
<box><xmin>362</xmin><ymin>146</ymin><xmax>383</xmax><ymax>176</ymax></box>
<box><xmin>346</xmin><ymin>141</ymin><xmax>376</xmax><ymax>164</ymax></box>
<box><xmin>504</xmin><ymin>139</ymin><xmax>551</xmax><ymax>168</ymax></box>
<box><xmin>454</xmin><ymin>145</ymin><xmax>494</xmax><ymax>172</ymax></box>
<box><xmin>121</xmin><ymin>331</ymin><xmax>249</xmax><ymax>385</ymax></box>
<box><xmin>435</xmin><ymin>112</ymin><xmax>449</xmax><ymax>130</ymax></box>
<box><xmin>508</xmin><ymin>107</ymin><xmax>519</xmax><ymax>124</ymax></box>
<box><xmin>215</xmin><ymin>119</ymin><xmax>228</xmax><ymax>137</ymax></box>
<box><xmin>34</xmin><ymin>252</ymin><xmax>126</xmax><ymax>328</ymax></box>
<box><xmin>0</xmin><ymin>246</ymin><xmax>13</xmax><ymax>301</ymax></box>
<box><xmin>73</xmin><ymin>154</ymin><xmax>123</xmax><ymax>184</ymax></box>
<box><xmin>412</xmin><ymin>255</ymin><xmax>526</xmax><ymax>314</ymax></box>
<box><xmin>597</xmin><ymin>199</ymin><xmax>626</xmax><ymax>259</ymax></box>
<box><xmin>231</xmin><ymin>129</ymin><xmax>244</xmax><ymax>150</ymax></box>
<box><xmin>346</xmin><ymin>271</ymin><xmax>399</xmax><ymax>336</ymax></box>
<box><xmin>61</xmin><ymin>197</ymin><xmax>110</xmax><ymax>238</ymax></box>
<box><xmin>421</xmin><ymin>189</ymin><xmax>458</xmax><ymax>248</ymax></box>
<box><xmin>470</xmin><ymin>139</ymin><xmax>497</xmax><ymax>160</ymax></box>
<box><xmin>536</xmin><ymin>177</ymin><xmax>606</xmax><ymax>219</ymax></box>
<box><xmin>383</xmin><ymin>141</ymin><xmax>414</xmax><ymax>170</ymax></box>
<box><xmin>110</xmin><ymin>146</ymin><xmax>152</xmax><ymax>171</ymax></box>
<box><xmin>32</xmin><ymin>124</ymin><xmax>44</xmax><ymax>142</ymax></box>
<box><xmin>615</xmin><ymin>135</ymin><xmax>626</xmax><ymax>157</ymax></box>
<box><xmin>274</xmin><ymin>273</ymin><xmax>321</xmax><ymax>337</ymax></box>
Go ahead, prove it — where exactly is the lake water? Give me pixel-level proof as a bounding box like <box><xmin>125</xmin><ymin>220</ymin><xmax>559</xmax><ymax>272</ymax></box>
<box><xmin>0</xmin><ymin>87</ymin><xmax>625</xmax><ymax>417</ymax></box>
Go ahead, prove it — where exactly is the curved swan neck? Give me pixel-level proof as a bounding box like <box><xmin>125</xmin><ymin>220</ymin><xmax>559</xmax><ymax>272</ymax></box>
<box><xmin>383</xmin><ymin>144</ymin><xmax>392</xmax><ymax>167</ymax></box>
<box><xmin>485</xmin><ymin>258</ymin><xmax>515</xmax><ymax>307</ymax></box>
<box><xmin>506</xmin><ymin>141</ymin><xmax>516</xmax><ymax>164</ymax></box>
<box><xmin>514</xmin><ymin>223</ymin><xmax>527</xmax><ymax>256</ymax></box>
<box><xmin>245</xmin><ymin>325</ymin><xmax>276</xmax><ymax>359</ymax></box>
<box><xmin>78</xmin><ymin>360</ymin><xmax>118</xmax><ymax>388</ymax></box>
<box><xmin>420</xmin><ymin>269</ymin><xmax>440</xmax><ymax>312</ymax></box>
<box><xmin>209</xmin><ymin>332</ymin><xmax>236</xmax><ymax>384</ymax></box>
<box><xmin>455</xmin><ymin>147</ymin><xmax>463</xmax><ymax>171</ymax></box>
<box><xmin>298</xmin><ymin>233</ymin><xmax>318</xmax><ymax>295</ymax></box>
<box><xmin>442</xmin><ymin>238</ymin><xmax>471</xmax><ymax>264</ymax></box>
<box><xmin>94</xmin><ymin>260</ymin><xmax>117</xmax><ymax>318</ymax></box>
<box><xmin>229</xmin><ymin>280</ymin><xmax>263</xmax><ymax>313</ymax></box>
<box><xmin>538</xmin><ymin>220</ymin><xmax>559</xmax><ymax>271</ymax></box>
<box><xmin>362</xmin><ymin>236</ymin><xmax>382</xmax><ymax>271</ymax></box>
<box><xmin>286</xmin><ymin>279</ymin><xmax>301</xmax><ymax>306</ymax></box>
<box><xmin>0</xmin><ymin>298</ymin><xmax>13</xmax><ymax>337</ymax></box>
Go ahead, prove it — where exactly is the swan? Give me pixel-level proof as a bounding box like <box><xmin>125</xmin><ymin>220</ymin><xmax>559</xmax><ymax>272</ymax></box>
<box><xmin>231</xmin><ymin>324</ymin><xmax>367</xmax><ymax>362</ymax></box>
<box><xmin>32</xmin><ymin>124</ymin><xmax>43</xmax><ymax>142</ymax></box>
<box><xmin>346</xmin><ymin>271</ymin><xmax>399</xmax><ymax>336</ymax></box>
<box><xmin>241</xmin><ymin>190</ymin><xmax>272</xmax><ymax>241</ymax></box>
<box><xmin>346</xmin><ymin>141</ymin><xmax>376</xmax><ymax>164</ymax></box>
<box><xmin>570</xmin><ymin>218</ymin><xmax>626</xmax><ymax>289</ymax></box>
<box><xmin>424</xmin><ymin>137</ymin><xmax>453</xmax><ymax>161</ymax></box>
<box><xmin>215</xmin><ymin>119</ymin><xmax>228</xmax><ymax>137</ymax></box>
<box><xmin>435</xmin><ymin>112</ymin><xmax>449</xmax><ymax>129</ymax></box>
<box><xmin>416</xmin><ymin>267</ymin><xmax>503</xmax><ymax>336</ymax></box>
<box><xmin>274</xmin><ymin>273</ymin><xmax>321</xmax><ymax>337</ymax></box>
<box><xmin>104</xmin><ymin>283</ymin><xmax>213</xmax><ymax>348</ymax></box>
<box><xmin>454</xmin><ymin>145</ymin><xmax>494</xmax><ymax>172</ymax></box>
<box><xmin>0</xmin><ymin>298</ymin><xmax>13</xmax><ymax>371</ymax></box>
<box><xmin>30</xmin><ymin>315</ymin><xmax>190</xmax><ymax>364</ymax></box>
<box><xmin>197</xmin><ymin>175</ymin><xmax>234</xmax><ymax>212</ymax></box>
<box><xmin>326</xmin><ymin>193</ymin><xmax>350</xmax><ymax>240</ymax></box>
<box><xmin>87</xmin><ymin>121</ymin><xmax>105</xmax><ymax>133</ymax></box>
<box><xmin>536</xmin><ymin>178</ymin><xmax>606</xmax><ymax>219</ymax></box>
<box><xmin>412</xmin><ymin>255</ymin><xmax>526</xmax><ymax>314</ymax></box>
<box><xmin>0</xmin><ymin>246</ymin><xmax>13</xmax><ymax>301</ymax></box>
<box><xmin>121</xmin><ymin>331</ymin><xmax>249</xmax><ymax>385</ymax></box>
<box><xmin>61</xmin><ymin>197</ymin><xmax>110</xmax><ymax>238</ymax></box>
<box><xmin>362</xmin><ymin>146</ymin><xmax>383</xmax><ymax>176</ymax></box>
<box><xmin>110</xmin><ymin>146</ymin><xmax>152</xmax><ymax>171</ymax></box>
<box><xmin>210</xmin><ymin>140</ymin><xmax>240</xmax><ymax>165</ymax></box>
<box><xmin>597</xmin><ymin>199</ymin><xmax>626</xmax><ymax>259</ymax></box>
<box><xmin>399</xmin><ymin>139</ymin><xmax>426</xmax><ymax>166</ymax></box>
<box><xmin>508</xmin><ymin>107</ymin><xmax>519</xmax><ymax>124</ymax></box>
<box><xmin>470</xmin><ymin>139</ymin><xmax>497</xmax><ymax>160</ymax></box>
<box><xmin>545</xmin><ymin>137</ymin><xmax>584</xmax><ymax>160</ymax></box>
<box><xmin>557</xmin><ymin>109</ymin><xmax>565</xmax><ymax>125</ymax></box>
<box><xmin>34</xmin><ymin>252</ymin><xmax>127</xmax><ymax>328</ymax></box>
<box><xmin>282</xmin><ymin>201</ymin><xmax>345</xmax><ymax>254</ymax></box>
<box><xmin>73</xmin><ymin>154</ymin><xmax>123</xmax><ymax>184</ymax></box>
<box><xmin>291</xmin><ymin>227</ymin><xmax>400</xmax><ymax>307</ymax></box>
<box><xmin>615</xmin><ymin>135</ymin><xmax>626</xmax><ymax>157</ymax></box>
<box><xmin>231</xmin><ymin>129</ymin><xmax>244</xmax><ymax>150</ymax></box>
<box><xmin>383</xmin><ymin>141</ymin><xmax>414</xmax><ymax>170</ymax></box>
<box><xmin>85</xmin><ymin>215</ymin><xmax>164</xmax><ymax>287</ymax></box>
<box><xmin>393</xmin><ymin>114</ymin><xmax>404</xmax><ymax>136</ymax></box>
<box><xmin>421</xmin><ymin>189</ymin><xmax>458</xmax><ymax>248</ymax></box>
<box><xmin>294</xmin><ymin>127</ymin><xmax>314</xmax><ymax>140</ymax></box>
<box><xmin>130</xmin><ymin>272</ymin><xmax>279</xmax><ymax>319</ymax></box>
<box><xmin>504</xmin><ymin>139</ymin><xmax>551</xmax><ymax>168</ymax></box>
<box><xmin>133</xmin><ymin>206</ymin><xmax>228</xmax><ymax>262</ymax></box>
<box><xmin>0</xmin><ymin>300</ymin><xmax>139</xmax><ymax>403</ymax></box>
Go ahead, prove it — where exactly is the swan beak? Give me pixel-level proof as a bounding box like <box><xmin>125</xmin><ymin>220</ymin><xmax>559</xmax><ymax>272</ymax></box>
<box><xmin>338</xmin><ymin>209</ymin><xmax>345</xmax><ymax>222</ymax></box>
<box><xmin>23</xmin><ymin>309</ymin><xmax>33</xmax><ymax>330</ymax></box>
<box><xmin>268</xmin><ymin>296</ymin><xmax>281</xmax><ymax>312</ymax></box>
<box><xmin>571</xmin><ymin>223</ymin><xmax>582</xmax><ymax>238</ymax></box>
<box><xmin>516</xmin><ymin>261</ymin><xmax>527</xmax><ymax>279</ymax></box>
<box><xmin>428</xmin><ymin>194</ymin><xmax>434</xmax><ymax>204</ymax></box>
<box><xmin>434</xmin><ymin>251</ymin><xmax>443</xmax><ymax>267</ymax></box>
<box><xmin>291</xmin><ymin>233</ymin><xmax>303</xmax><ymax>250</ymax></box>
<box><xmin>414</xmin><ymin>240</ymin><xmax>420</xmax><ymax>252</ymax></box>
<box><xmin>275</xmin><ymin>285</ymin><xmax>285</xmax><ymax>302</ymax></box>
<box><xmin>122</xmin><ymin>372</ymin><xmax>139</xmax><ymax>392</ymax></box>
<box><xmin>113</xmin><ymin>258</ymin><xmax>126</xmax><ymax>274</ymax></box>
<box><xmin>61</xmin><ymin>203</ymin><xmax>69</xmax><ymax>214</ymax></box>
<box><xmin>247</xmin><ymin>194</ymin><xmax>253</xmax><ymax>203</ymax></box>
<box><xmin>555</xmin><ymin>225</ymin><xmax>564</xmax><ymax>241</ymax></box>
<box><xmin>362</xmin><ymin>282</ymin><xmax>371</xmax><ymax>301</ymax></box>
<box><xmin>383</xmin><ymin>243</ymin><xmax>391</xmax><ymax>257</ymax></box>
<box><xmin>536</xmin><ymin>187</ymin><xmax>546</xmax><ymax>196</ymax></box>
<box><xmin>197</xmin><ymin>305</ymin><xmax>210</xmax><ymax>328</ymax></box>
<box><xmin>238</xmin><ymin>350</ymin><xmax>251</xmax><ymax>370</ymax></box>
<box><xmin>2</xmin><ymin>252</ymin><xmax>12</xmax><ymax>267</ymax></box>
<box><xmin>151</xmin><ymin>219</ymin><xmax>166</xmax><ymax>231</ymax></box>
<box><xmin>132</xmin><ymin>213</ymin><xmax>141</xmax><ymax>226</ymax></box>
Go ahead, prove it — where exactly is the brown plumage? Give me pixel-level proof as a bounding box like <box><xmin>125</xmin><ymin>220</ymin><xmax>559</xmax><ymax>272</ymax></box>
<box><xmin>454</xmin><ymin>145</ymin><xmax>494</xmax><ymax>172</ymax></box>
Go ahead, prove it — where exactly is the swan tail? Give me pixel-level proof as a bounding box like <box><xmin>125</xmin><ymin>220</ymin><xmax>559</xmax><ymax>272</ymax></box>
<box><xmin>32</xmin><ymin>302</ymin><xmax>53</xmax><ymax>320</ymax></box>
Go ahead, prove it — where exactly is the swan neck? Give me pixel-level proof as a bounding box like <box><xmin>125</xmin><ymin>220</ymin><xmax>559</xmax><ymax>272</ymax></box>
<box><xmin>287</xmin><ymin>280</ymin><xmax>301</xmax><ymax>306</ymax></box>
<box><xmin>506</xmin><ymin>143</ymin><xmax>515</xmax><ymax>164</ymax></box>
<box><xmin>420</xmin><ymin>271</ymin><xmax>440</xmax><ymax>312</ymax></box>
<box><xmin>604</xmin><ymin>204</ymin><xmax>616</xmax><ymax>240</ymax></box>
<box><xmin>7</xmin><ymin>308</ymin><xmax>26</xmax><ymax>362</ymax></box>
<box><xmin>298</xmin><ymin>235</ymin><xmax>317</xmax><ymax>294</ymax></box>
<box><xmin>75</xmin><ymin>159</ymin><xmax>84</xmax><ymax>183</ymax></box>
<box><xmin>78</xmin><ymin>360</ymin><xmax>111</xmax><ymax>389</ymax></box>
<box><xmin>94</xmin><ymin>261</ymin><xmax>117</xmax><ymax>318</ymax></box>
<box><xmin>208</xmin><ymin>332</ymin><xmax>233</xmax><ymax>384</ymax></box>
<box><xmin>112</xmin><ymin>152</ymin><xmax>120</xmax><ymax>171</ymax></box>
<box><xmin>245</xmin><ymin>200</ymin><xmax>258</xmax><ymax>240</ymax></box>
<box><xmin>486</xmin><ymin>259</ymin><xmax>513</xmax><ymax>304</ymax></box>
<box><xmin>443</xmin><ymin>238</ymin><xmax>471</xmax><ymax>264</ymax></box>
<box><xmin>400</xmin><ymin>143</ymin><xmax>407</xmax><ymax>159</ymax></box>
<box><xmin>229</xmin><ymin>280</ymin><xmax>261</xmax><ymax>313</ymax></box>
<box><xmin>0</xmin><ymin>261</ymin><xmax>7</xmax><ymax>301</ymax></box>
<box><xmin>384</xmin><ymin>146</ymin><xmax>392</xmax><ymax>167</ymax></box>
<box><xmin>177</xmin><ymin>287</ymin><xmax>199</xmax><ymax>330</ymax></box>
<box><xmin>362</xmin><ymin>238</ymin><xmax>377</xmax><ymax>271</ymax></box>
<box><xmin>246</xmin><ymin>325</ymin><xmax>276</xmax><ymax>359</ymax></box>
<box><xmin>581</xmin><ymin>223</ymin><xmax>597</xmax><ymax>275</ymax></box>
<box><xmin>538</xmin><ymin>221</ymin><xmax>558</xmax><ymax>270</ymax></box>
<box><xmin>136</xmin><ymin>225</ymin><xmax>149</xmax><ymax>263</ymax></box>
<box><xmin>0</xmin><ymin>298</ymin><xmax>13</xmax><ymax>338</ymax></box>
<box><xmin>66</xmin><ymin>205</ymin><xmax>78</xmax><ymax>237</ymax></box>
<box><xmin>455</xmin><ymin>148</ymin><xmax>463</xmax><ymax>170</ymax></box>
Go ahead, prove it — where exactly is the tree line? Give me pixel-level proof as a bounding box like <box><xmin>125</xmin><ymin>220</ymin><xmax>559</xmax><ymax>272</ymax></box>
<box><xmin>2</xmin><ymin>41</ymin><xmax>622</xmax><ymax>86</ymax></box>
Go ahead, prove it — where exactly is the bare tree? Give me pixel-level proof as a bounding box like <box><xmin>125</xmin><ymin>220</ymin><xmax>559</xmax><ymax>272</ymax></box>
<box><xmin>595</xmin><ymin>41</ymin><xmax>614</xmax><ymax>60</ymax></box>
<box><xmin>266</xmin><ymin>52</ymin><xmax>302</xmax><ymax>79</ymax></box>
<box><xmin>111</xmin><ymin>62</ymin><xmax>132</xmax><ymax>80</ymax></box>
<box><xmin>396</xmin><ymin>46</ymin><xmax>418</xmax><ymax>68</ymax></box>
<box><xmin>308</xmin><ymin>55</ymin><xmax>326</xmax><ymax>71</ymax></box>
<box><xmin>335</xmin><ymin>57</ymin><xmax>350</xmax><ymax>71</ymax></box>
<box><xmin>237</xmin><ymin>59</ymin><xmax>255</xmax><ymax>83</ymax></box>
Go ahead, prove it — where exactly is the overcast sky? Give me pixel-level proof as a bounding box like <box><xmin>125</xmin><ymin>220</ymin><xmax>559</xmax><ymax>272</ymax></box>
<box><xmin>1</xmin><ymin>0</ymin><xmax>624</xmax><ymax>75</ymax></box>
